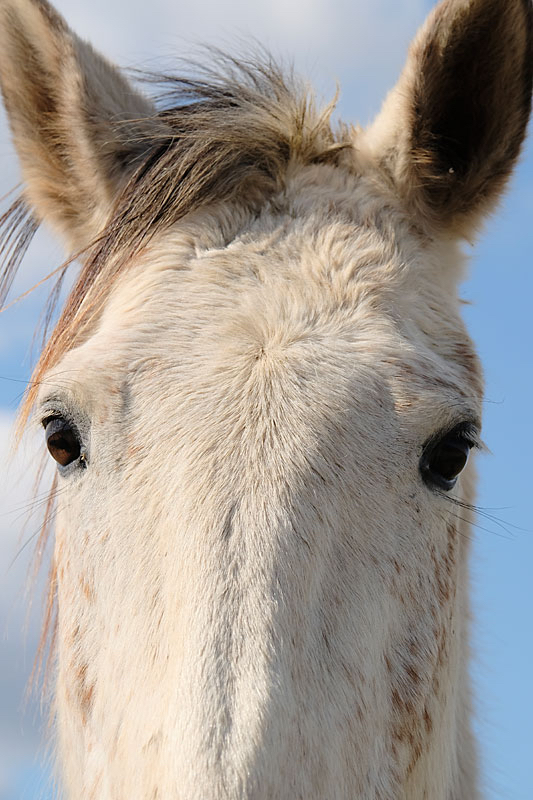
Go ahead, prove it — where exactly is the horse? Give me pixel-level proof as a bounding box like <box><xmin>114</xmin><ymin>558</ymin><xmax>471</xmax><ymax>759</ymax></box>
<box><xmin>0</xmin><ymin>0</ymin><xmax>531</xmax><ymax>797</ymax></box>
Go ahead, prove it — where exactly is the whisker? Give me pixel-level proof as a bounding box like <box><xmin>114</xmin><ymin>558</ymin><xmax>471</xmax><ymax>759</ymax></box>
<box><xmin>441</xmin><ymin>494</ymin><xmax>522</xmax><ymax>540</ymax></box>
<box><xmin>4</xmin><ymin>485</ymin><xmax>67</xmax><ymax>523</ymax></box>
<box><xmin>8</xmin><ymin>515</ymin><xmax>54</xmax><ymax>572</ymax></box>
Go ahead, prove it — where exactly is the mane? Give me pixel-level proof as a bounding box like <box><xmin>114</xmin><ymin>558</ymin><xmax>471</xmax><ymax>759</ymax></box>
<box><xmin>1</xmin><ymin>52</ymin><xmax>347</xmax><ymax>430</ymax></box>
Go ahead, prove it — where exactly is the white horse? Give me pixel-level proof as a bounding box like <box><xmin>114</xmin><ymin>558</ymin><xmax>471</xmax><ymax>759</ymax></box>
<box><xmin>0</xmin><ymin>0</ymin><xmax>531</xmax><ymax>797</ymax></box>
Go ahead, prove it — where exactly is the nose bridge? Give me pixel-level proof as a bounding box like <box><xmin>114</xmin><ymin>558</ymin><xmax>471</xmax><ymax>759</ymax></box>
<box><xmin>162</xmin><ymin>465</ymin><xmax>404</xmax><ymax>799</ymax></box>
<box><xmin>113</xmin><ymin>307</ymin><xmax>406</xmax><ymax>796</ymax></box>
<box><xmin>162</xmin><ymin>506</ymin><xmax>298</xmax><ymax>796</ymax></box>
<box><xmin>158</xmin><ymin>494</ymin><xmax>290</xmax><ymax>795</ymax></box>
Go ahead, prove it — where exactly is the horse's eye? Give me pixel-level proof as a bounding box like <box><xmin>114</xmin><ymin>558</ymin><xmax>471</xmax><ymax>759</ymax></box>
<box><xmin>43</xmin><ymin>416</ymin><xmax>82</xmax><ymax>467</ymax></box>
<box><xmin>420</xmin><ymin>424</ymin><xmax>477</xmax><ymax>491</ymax></box>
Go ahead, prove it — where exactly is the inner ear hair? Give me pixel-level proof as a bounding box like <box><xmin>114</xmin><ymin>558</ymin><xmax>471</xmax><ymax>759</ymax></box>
<box><xmin>364</xmin><ymin>0</ymin><xmax>533</xmax><ymax>237</ymax></box>
<box><xmin>411</xmin><ymin>0</ymin><xmax>533</xmax><ymax>224</ymax></box>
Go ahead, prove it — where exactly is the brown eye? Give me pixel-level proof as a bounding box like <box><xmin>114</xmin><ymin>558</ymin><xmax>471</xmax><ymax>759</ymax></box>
<box><xmin>43</xmin><ymin>416</ymin><xmax>82</xmax><ymax>467</ymax></box>
<box><xmin>420</xmin><ymin>424</ymin><xmax>477</xmax><ymax>491</ymax></box>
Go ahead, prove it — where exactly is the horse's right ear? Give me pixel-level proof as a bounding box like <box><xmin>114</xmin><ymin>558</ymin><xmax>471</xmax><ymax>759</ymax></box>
<box><xmin>0</xmin><ymin>0</ymin><xmax>157</xmax><ymax>252</ymax></box>
<box><xmin>362</xmin><ymin>0</ymin><xmax>533</xmax><ymax>238</ymax></box>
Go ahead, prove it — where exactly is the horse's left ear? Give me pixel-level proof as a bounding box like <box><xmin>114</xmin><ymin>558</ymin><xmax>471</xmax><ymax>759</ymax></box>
<box><xmin>362</xmin><ymin>0</ymin><xmax>533</xmax><ymax>237</ymax></box>
<box><xmin>0</xmin><ymin>0</ymin><xmax>157</xmax><ymax>252</ymax></box>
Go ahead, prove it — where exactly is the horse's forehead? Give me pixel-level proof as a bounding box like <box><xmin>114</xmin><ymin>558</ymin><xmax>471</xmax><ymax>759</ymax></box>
<box><xmin>45</xmin><ymin>203</ymin><xmax>481</xmax><ymax>434</ymax></box>
<box><xmin>110</xmin><ymin>199</ymin><xmax>425</xmax><ymax>328</ymax></box>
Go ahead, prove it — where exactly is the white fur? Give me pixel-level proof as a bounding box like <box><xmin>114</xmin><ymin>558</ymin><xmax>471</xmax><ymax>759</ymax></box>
<box><xmin>40</xmin><ymin>167</ymin><xmax>482</xmax><ymax>798</ymax></box>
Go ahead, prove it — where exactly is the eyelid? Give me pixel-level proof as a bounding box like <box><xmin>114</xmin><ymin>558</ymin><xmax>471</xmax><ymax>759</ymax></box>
<box><xmin>38</xmin><ymin>393</ymin><xmax>77</xmax><ymax>425</ymax></box>
<box><xmin>456</xmin><ymin>421</ymin><xmax>483</xmax><ymax>451</ymax></box>
<box><xmin>421</xmin><ymin>419</ymin><xmax>483</xmax><ymax>455</ymax></box>
<box><xmin>37</xmin><ymin>393</ymin><xmax>91</xmax><ymax>448</ymax></box>
<box><xmin>464</xmin><ymin>424</ymin><xmax>488</xmax><ymax>455</ymax></box>
<box><xmin>42</xmin><ymin>412</ymin><xmax>62</xmax><ymax>428</ymax></box>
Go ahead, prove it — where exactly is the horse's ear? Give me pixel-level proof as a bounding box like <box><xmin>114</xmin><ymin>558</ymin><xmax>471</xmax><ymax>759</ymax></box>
<box><xmin>362</xmin><ymin>0</ymin><xmax>533</xmax><ymax>237</ymax></box>
<box><xmin>0</xmin><ymin>0</ymin><xmax>156</xmax><ymax>252</ymax></box>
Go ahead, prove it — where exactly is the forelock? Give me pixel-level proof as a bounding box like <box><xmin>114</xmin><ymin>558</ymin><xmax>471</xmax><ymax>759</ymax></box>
<box><xmin>1</xmin><ymin>51</ymin><xmax>351</xmax><ymax>429</ymax></box>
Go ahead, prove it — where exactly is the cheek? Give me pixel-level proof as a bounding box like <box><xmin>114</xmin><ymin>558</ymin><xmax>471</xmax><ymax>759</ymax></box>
<box><xmin>54</xmin><ymin>472</ymin><xmax>164</xmax><ymax>611</ymax></box>
<box><xmin>55</xmin><ymin>494</ymin><xmax>97</xmax><ymax>608</ymax></box>
<box><xmin>54</xmin><ymin>477</ymin><xmax>115</xmax><ymax>625</ymax></box>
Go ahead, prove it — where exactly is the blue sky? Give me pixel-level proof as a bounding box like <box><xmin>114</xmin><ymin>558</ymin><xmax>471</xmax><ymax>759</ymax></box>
<box><xmin>1</xmin><ymin>1</ymin><xmax>532</xmax><ymax>798</ymax></box>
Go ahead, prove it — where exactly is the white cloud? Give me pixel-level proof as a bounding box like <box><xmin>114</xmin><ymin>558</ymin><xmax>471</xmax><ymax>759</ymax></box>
<box><xmin>51</xmin><ymin>0</ymin><xmax>428</xmax><ymax>70</ymax></box>
<box><xmin>0</xmin><ymin>414</ymin><xmax>53</xmax><ymax>798</ymax></box>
